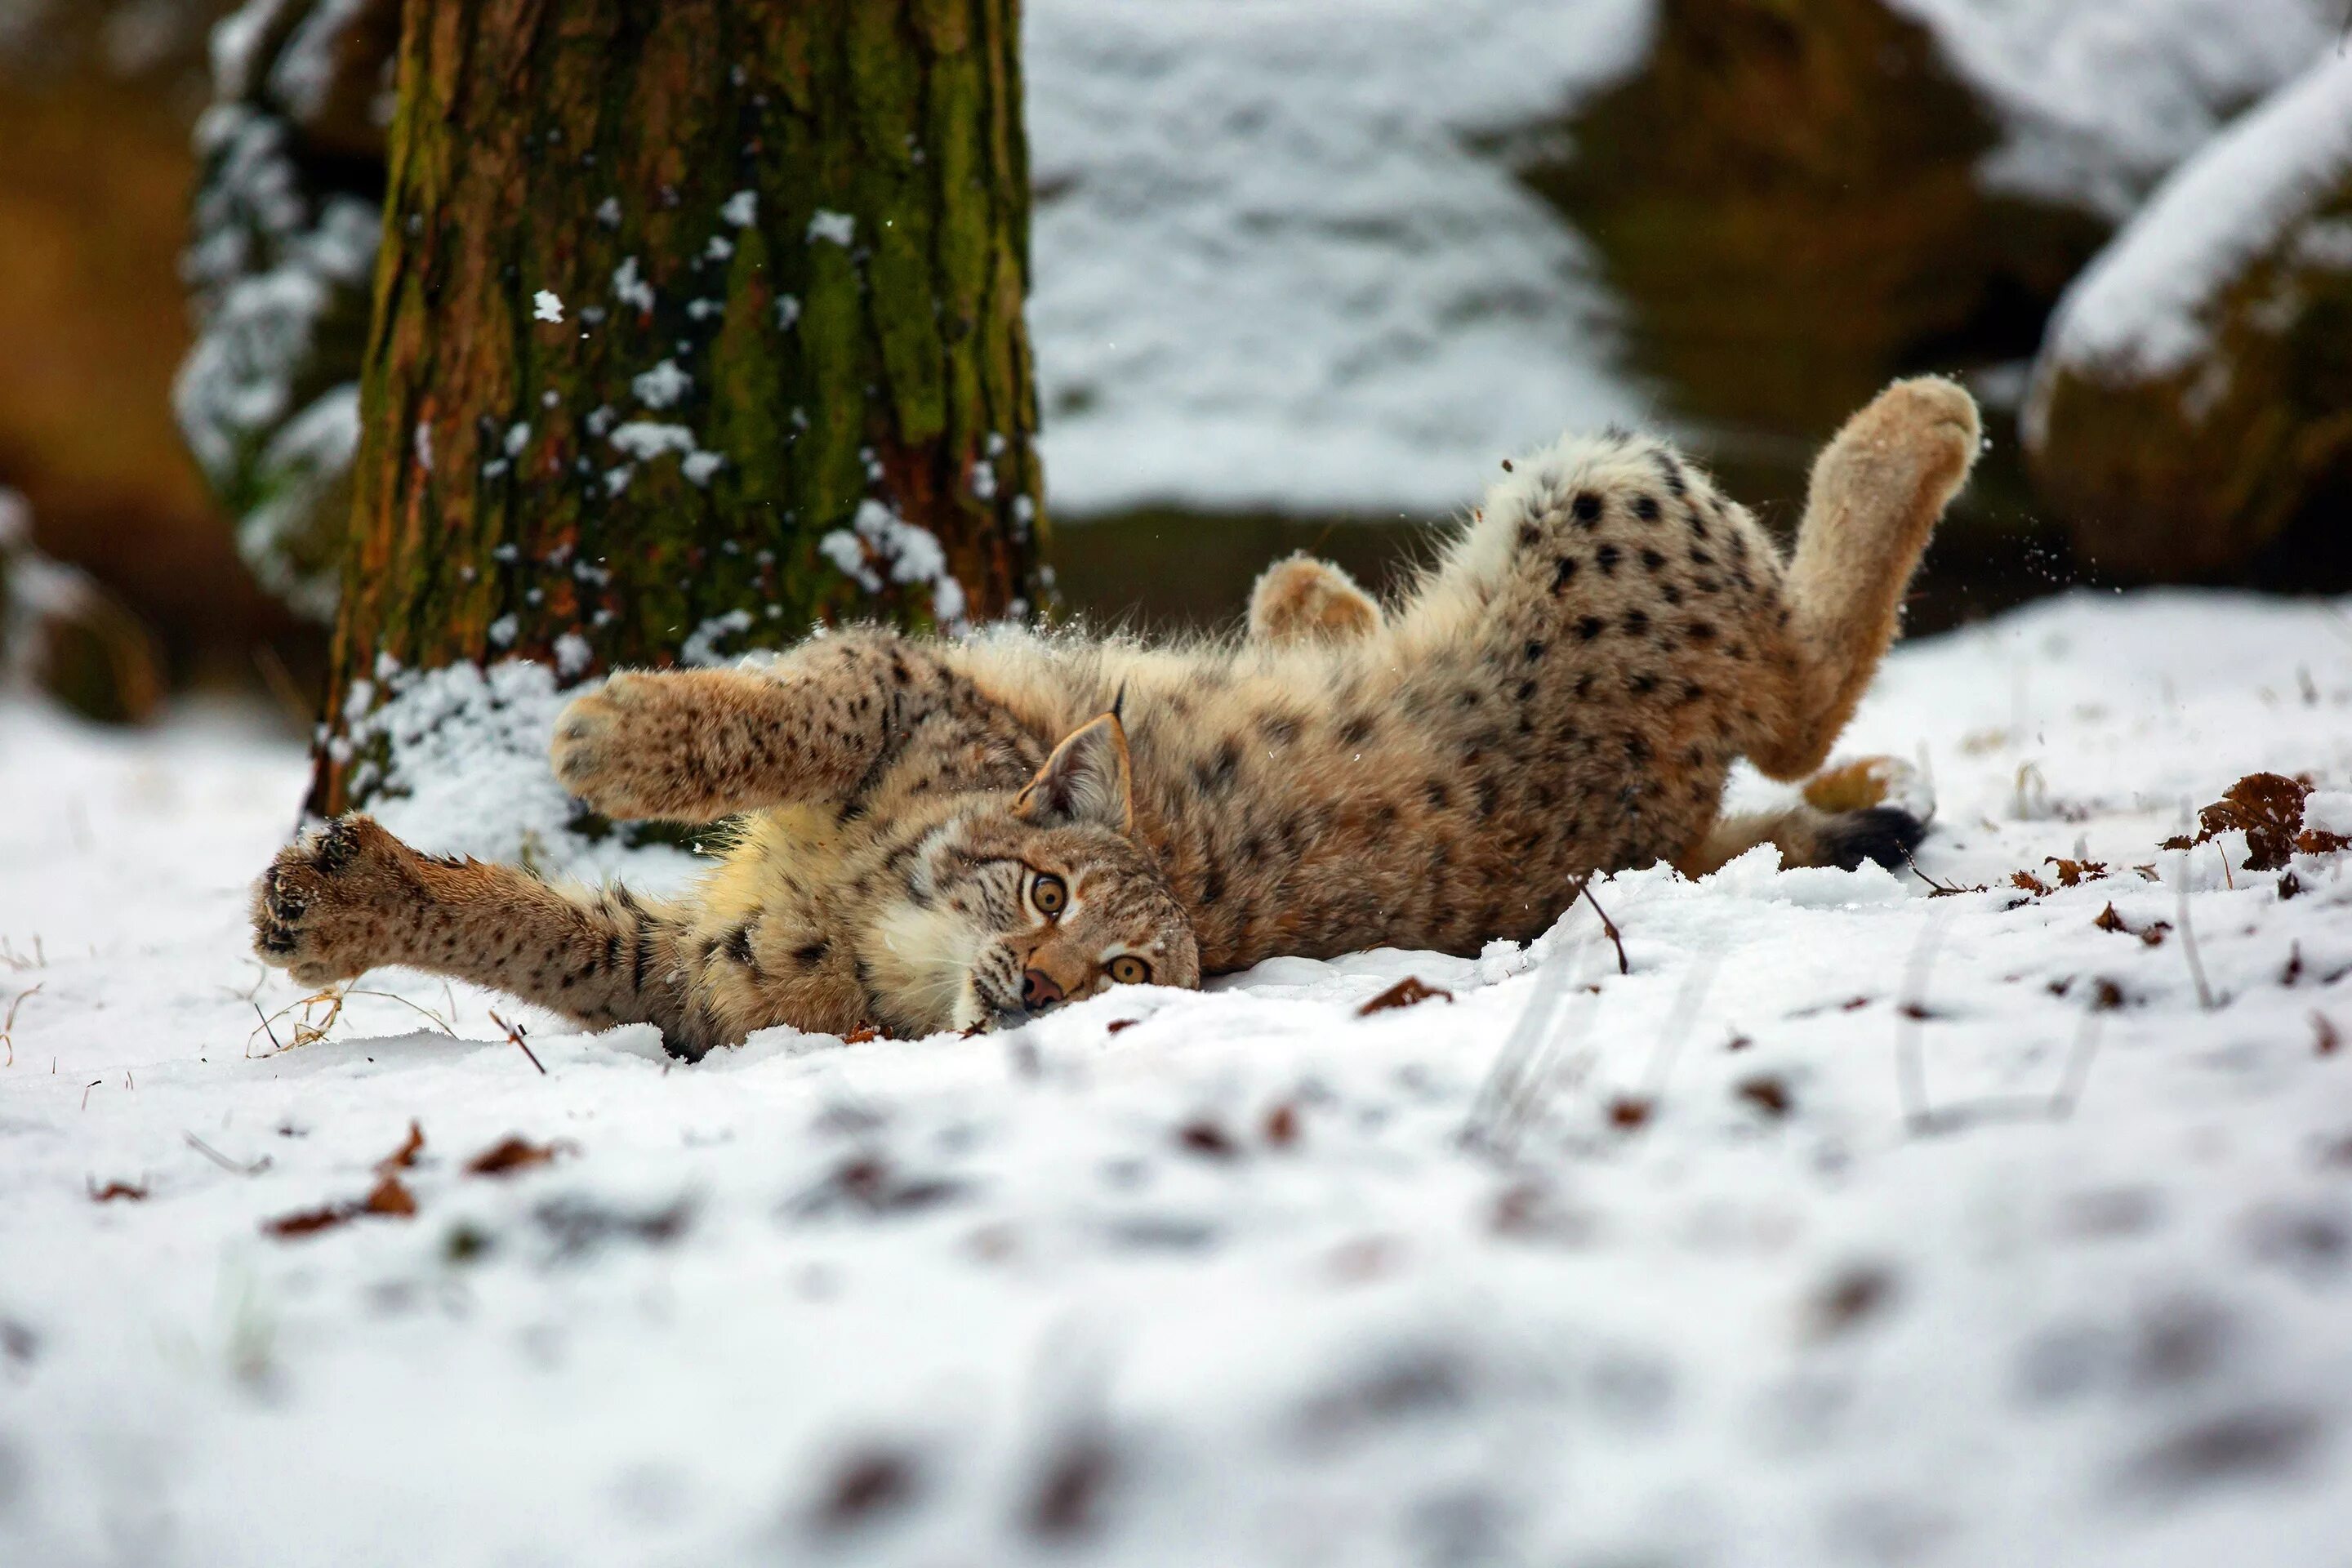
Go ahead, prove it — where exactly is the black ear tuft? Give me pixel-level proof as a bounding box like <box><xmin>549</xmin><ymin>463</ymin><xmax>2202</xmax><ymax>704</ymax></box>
<box><xmin>1014</xmin><ymin>713</ymin><xmax>1134</xmax><ymax>833</ymax></box>
<box><xmin>1817</xmin><ymin>806</ymin><xmax>1927</xmax><ymax>871</ymax></box>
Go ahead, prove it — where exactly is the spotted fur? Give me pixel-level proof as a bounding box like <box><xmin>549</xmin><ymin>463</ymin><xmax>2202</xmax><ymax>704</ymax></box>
<box><xmin>252</xmin><ymin>379</ymin><xmax>1980</xmax><ymax>1058</ymax></box>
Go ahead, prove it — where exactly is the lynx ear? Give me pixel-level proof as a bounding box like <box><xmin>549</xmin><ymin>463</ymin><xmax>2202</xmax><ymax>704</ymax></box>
<box><xmin>1014</xmin><ymin>713</ymin><xmax>1134</xmax><ymax>834</ymax></box>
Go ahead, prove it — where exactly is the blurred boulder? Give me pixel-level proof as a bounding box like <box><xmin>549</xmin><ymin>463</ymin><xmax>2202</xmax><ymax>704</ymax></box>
<box><xmin>1513</xmin><ymin>0</ymin><xmax>2107</xmax><ymax>466</ymax></box>
<box><xmin>2025</xmin><ymin>52</ymin><xmax>2352</xmax><ymax>581</ymax></box>
<box><xmin>1</xmin><ymin>492</ymin><xmax>165</xmax><ymax>723</ymax></box>
<box><xmin>176</xmin><ymin>0</ymin><xmax>399</xmax><ymax>622</ymax></box>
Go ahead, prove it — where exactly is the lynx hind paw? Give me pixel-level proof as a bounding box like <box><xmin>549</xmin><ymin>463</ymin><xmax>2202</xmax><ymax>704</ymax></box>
<box><xmin>1802</xmin><ymin>755</ymin><xmax>1933</xmax><ymax>823</ymax></box>
<box><xmin>252</xmin><ymin>815</ymin><xmax>409</xmax><ymax>987</ymax></box>
<box><xmin>1815</xmin><ymin>805</ymin><xmax>1929</xmax><ymax>873</ymax></box>
<box><xmin>1247</xmin><ymin>555</ymin><xmax>1381</xmax><ymax>645</ymax></box>
<box><xmin>1821</xmin><ymin>376</ymin><xmax>1983</xmax><ymax>513</ymax></box>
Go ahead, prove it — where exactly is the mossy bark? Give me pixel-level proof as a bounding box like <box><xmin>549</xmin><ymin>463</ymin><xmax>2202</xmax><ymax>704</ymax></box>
<box><xmin>310</xmin><ymin>0</ymin><xmax>1044</xmax><ymax>817</ymax></box>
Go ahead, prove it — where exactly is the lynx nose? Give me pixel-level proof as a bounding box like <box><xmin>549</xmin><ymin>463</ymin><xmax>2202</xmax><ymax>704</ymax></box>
<box><xmin>1021</xmin><ymin>969</ymin><xmax>1066</xmax><ymax>1013</ymax></box>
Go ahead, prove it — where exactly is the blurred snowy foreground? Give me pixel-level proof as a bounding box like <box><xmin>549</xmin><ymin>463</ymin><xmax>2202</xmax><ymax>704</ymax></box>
<box><xmin>7</xmin><ymin>590</ymin><xmax>2352</xmax><ymax>1566</ymax></box>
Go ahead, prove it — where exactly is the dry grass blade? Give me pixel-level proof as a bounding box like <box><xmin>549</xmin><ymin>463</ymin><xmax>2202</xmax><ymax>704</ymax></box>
<box><xmin>247</xmin><ymin>985</ymin><xmax>350</xmax><ymax>1056</ymax></box>
<box><xmin>185</xmin><ymin>1132</ymin><xmax>272</xmax><ymax>1176</ymax></box>
<box><xmin>1615</xmin><ymin>957</ymin><xmax>1720</xmax><ymax>1132</ymax></box>
<box><xmin>1895</xmin><ymin>916</ymin><xmax>1943</xmax><ymax>1134</ymax></box>
<box><xmin>2174</xmin><ymin>856</ymin><xmax>2216</xmax><ymax>1010</ymax></box>
<box><xmin>1</xmin><ymin>981</ymin><xmax>39</xmax><ymax>1066</ymax></box>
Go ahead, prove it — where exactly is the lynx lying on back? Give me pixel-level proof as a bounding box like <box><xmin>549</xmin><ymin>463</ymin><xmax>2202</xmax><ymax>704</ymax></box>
<box><xmin>255</xmin><ymin>379</ymin><xmax>1980</xmax><ymax>1058</ymax></box>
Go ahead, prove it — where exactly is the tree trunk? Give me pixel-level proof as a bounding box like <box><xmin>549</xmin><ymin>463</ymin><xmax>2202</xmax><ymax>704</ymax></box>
<box><xmin>310</xmin><ymin>0</ymin><xmax>1045</xmax><ymax>817</ymax></box>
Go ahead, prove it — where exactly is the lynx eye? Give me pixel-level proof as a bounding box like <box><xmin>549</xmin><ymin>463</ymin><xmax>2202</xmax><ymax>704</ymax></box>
<box><xmin>1030</xmin><ymin>873</ymin><xmax>1067</xmax><ymax>917</ymax></box>
<box><xmin>1107</xmin><ymin>955</ymin><xmax>1152</xmax><ymax>986</ymax></box>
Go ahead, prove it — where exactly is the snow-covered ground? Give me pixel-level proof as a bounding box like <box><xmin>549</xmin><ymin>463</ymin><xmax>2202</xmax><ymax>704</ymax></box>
<box><xmin>6</xmin><ymin>589</ymin><xmax>2352</xmax><ymax>1566</ymax></box>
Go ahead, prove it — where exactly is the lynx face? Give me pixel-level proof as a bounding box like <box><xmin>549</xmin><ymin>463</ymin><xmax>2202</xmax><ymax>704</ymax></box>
<box><xmin>869</xmin><ymin>714</ymin><xmax>1200</xmax><ymax>1033</ymax></box>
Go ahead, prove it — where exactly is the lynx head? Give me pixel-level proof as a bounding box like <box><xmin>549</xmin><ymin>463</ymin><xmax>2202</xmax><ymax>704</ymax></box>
<box><xmin>871</xmin><ymin>712</ymin><xmax>1200</xmax><ymax>1033</ymax></box>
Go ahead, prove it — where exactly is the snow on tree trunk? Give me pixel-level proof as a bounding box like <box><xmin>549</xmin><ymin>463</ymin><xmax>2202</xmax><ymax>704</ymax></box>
<box><xmin>177</xmin><ymin>0</ymin><xmax>402</xmax><ymax>624</ymax></box>
<box><xmin>310</xmin><ymin>0</ymin><xmax>1046</xmax><ymax>819</ymax></box>
<box><xmin>2024</xmin><ymin>51</ymin><xmax>2352</xmax><ymax>580</ymax></box>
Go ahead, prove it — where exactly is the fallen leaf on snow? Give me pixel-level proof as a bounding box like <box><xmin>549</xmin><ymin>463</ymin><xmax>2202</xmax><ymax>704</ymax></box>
<box><xmin>375</xmin><ymin>1120</ymin><xmax>425</xmax><ymax>1175</ymax></box>
<box><xmin>466</xmin><ymin>1136</ymin><xmax>577</xmax><ymax>1178</ymax></box>
<box><xmin>1357</xmin><ymin>977</ymin><xmax>1453</xmax><ymax>1015</ymax></box>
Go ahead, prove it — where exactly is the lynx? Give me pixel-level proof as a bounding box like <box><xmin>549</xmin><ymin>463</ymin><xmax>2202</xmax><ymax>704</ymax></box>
<box><xmin>254</xmin><ymin>378</ymin><xmax>1980</xmax><ymax>1058</ymax></box>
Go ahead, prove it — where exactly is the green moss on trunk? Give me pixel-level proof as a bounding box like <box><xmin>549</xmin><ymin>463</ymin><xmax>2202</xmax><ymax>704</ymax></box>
<box><xmin>310</xmin><ymin>0</ymin><xmax>1045</xmax><ymax>817</ymax></box>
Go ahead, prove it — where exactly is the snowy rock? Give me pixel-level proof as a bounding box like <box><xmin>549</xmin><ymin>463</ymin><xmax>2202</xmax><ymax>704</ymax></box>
<box><xmin>0</xmin><ymin>490</ymin><xmax>164</xmax><ymax>722</ymax></box>
<box><xmin>2025</xmin><ymin>51</ymin><xmax>2352</xmax><ymax>578</ymax></box>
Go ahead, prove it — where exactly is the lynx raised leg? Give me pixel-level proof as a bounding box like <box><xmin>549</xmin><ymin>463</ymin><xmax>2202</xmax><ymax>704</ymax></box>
<box><xmin>550</xmin><ymin>632</ymin><xmax>1020</xmax><ymax>822</ymax></box>
<box><xmin>252</xmin><ymin>816</ymin><xmax>728</xmax><ymax>1058</ymax></box>
<box><xmin>1749</xmin><ymin>377</ymin><xmax>1980</xmax><ymax>780</ymax></box>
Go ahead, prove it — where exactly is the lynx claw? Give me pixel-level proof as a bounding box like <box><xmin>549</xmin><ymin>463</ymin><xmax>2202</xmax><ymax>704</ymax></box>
<box><xmin>250</xmin><ymin>816</ymin><xmax>403</xmax><ymax>987</ymax></box>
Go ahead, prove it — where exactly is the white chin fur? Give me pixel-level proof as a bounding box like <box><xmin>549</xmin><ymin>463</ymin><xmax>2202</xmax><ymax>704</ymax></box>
<box><xmin>870</xmin><ymin>900</ymin><xmax>986</xmax><ymax>1036</ymax></box>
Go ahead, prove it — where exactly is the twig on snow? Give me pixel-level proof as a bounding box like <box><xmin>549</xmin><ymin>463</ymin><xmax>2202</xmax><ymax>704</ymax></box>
<box><xmin>490</xmin><ymin>1010</ymin><xmax>547</xmax><ymax>1075</ymax></box>
<box><xmin>1581</xmin><ymin>878</ymin><xmax>1629</xmax><ymax>975</ymax></box>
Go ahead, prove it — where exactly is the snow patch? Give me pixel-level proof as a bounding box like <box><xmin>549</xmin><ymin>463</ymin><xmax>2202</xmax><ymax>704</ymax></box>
<box><xmin>630</xmin><ymin>359</ymin><xmax>692</xmax><ymax>410</ymax></box>
<box><xmin>2028</xmin><ymin>49</ymin><xmax>2352</xmax><ymax>429</ymax></box>
<box><xmin>820</xmin><ymin>499</ymin><xmax>969</xmax><ymax>630</ymax></box>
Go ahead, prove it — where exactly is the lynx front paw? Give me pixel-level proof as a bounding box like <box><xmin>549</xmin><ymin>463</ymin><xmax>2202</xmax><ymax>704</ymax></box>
<box><xmin>550</xmin><ymin>671</ymin><xmax>715</xmax><ymax>821</ymax></box>
<box><xmin>1248</xmin><ymin>555</ymin><xmax>1382</xmax><ymax>645</ymax></box>
<box><xmin>252</xmin><ymin>816</ymin><xmax>419</xmax><ymax>987</ymax></box>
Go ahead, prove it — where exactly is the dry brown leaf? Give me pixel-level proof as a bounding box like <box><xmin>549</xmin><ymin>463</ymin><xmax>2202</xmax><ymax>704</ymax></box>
<box><xmin>375</xmin><ymin>1120</ymin><xmax>425</xmax><ymax>1175</ymax></box>
<box><xmin>1176</xmin><ymin>1119</ymin><xmax>1239</xmax><ymax>1159</ymax></box>
<box><xmin>2011</xmin><ymin>871</ymin><xmax>2051</xmax><ymax>896</ymax></box>
<box><xmin>363</xmin><ymin>1173</ymin><xmax>417</xmax><ymax>1217</ymax></box>
<box><xmin>466</xmin><ymin>1135</ymin><xmax>576</xmax><ymax>1178</ymax></box>
<box><xmin>1357</xmin><ymin>977</ymin><xmax>1453</xmax><ymax>1015</ymax></box>
<box><xmin>2181</xmin><ymin>773</ymin><xmax>2311</xmax><ymax>871</ymax></box>
<box><xmin>843</xmin><ymin>1024</ymin><xmax>880</xmax><ymax>1045</ymax></box>
<box><xmin>87</xmin><ymin>1179</ymin><xmax>147</xmax><ymax>1203</ymax></box>
<box><xmin>1735</xmin><ymin>1075</ymin><xmax>1792</xmax><ymax>1118</ymax></box>
<box><xmin>1106</xmin><ymin>1019</ymin><xmax>1138</xmax><ymax>1036</ymax></box>
<box><xmin>264</xmin><ymin>1204</ymin><xmax>355</xmax><ymax>1238</ymax></box>
<box><xmin>1263</xmin><ymin>1102</ymin><xmax>1300</xmax><ymax>1147</ymax></box>
<box><xmin>2045</xmin><ymin>857</ymin><xmax>2108</xmax><ymax>887</ymax></box>
<box><xmin>2094</xmin><ymin>903</ymin><xmax>2127</xmax><ymax>933</ymax></box>
<box><xmin>2319</xmin><ymin>1013</ymin><xmax>2343</xmax><ymax>1058</ymax></box>
<box><xmin>2298</xmin><ymin>829</ymin><xmax>2351</xmax><ymax>856</ymax></box>
<box><xmin>1607</xmin><ymin>1096</ymin><xmax>1654</xmax><ymax>1129</ymax></box>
